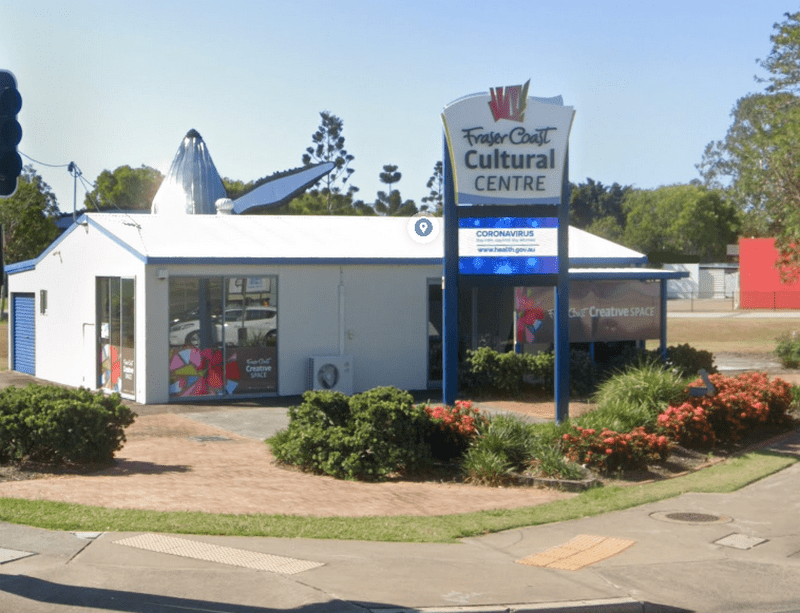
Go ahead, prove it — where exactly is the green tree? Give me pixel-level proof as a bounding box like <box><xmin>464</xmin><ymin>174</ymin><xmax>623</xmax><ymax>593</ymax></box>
<box><xmin>698</xmin><ymin>12</ymin><xmax>800</xmax><ymax>279</ymax></box>
<box><xmin>697</xmin><ymin>93</ymin><xmax>795</xmax><ymax>238</ymax></box>
<box><xmin>85</xmin><ymin>165</ymin><xmax>164</xmax><ymax>211</ymax></box>
<box><xmin>0</xmin><ymin>166</ymin><xmax>60</xmax><ymax>264</ymax></box>
<box><xmin>374</xmin><ymin>164</ymin><xmax>417</xmax><ymax>216</ymax></box>
<box><xmin>622</xmin><ymin>184</ymin><xmax>740</xmax><ymax>262</ymax></box>
<box><xmin>756</xmin><ymin>11</ymin><xmax>800</xmax><ymax>93</ymax></box>
<box><xmin>569</xmin><ymin>178</ymin><xmax>630</xmax><ymax>230</ymax></box>
<box><xmin>270</xmin><ymin>189</ymin><xmax>375</xmax><ymax>216</ymax></box>
<box><xmin>374</xmin><ymin>190</ymin><xmax>418</xmax><ymax>216</ymax></box>
<box><xmin>302</xmin><ymin>111</ymin><xmax>356</xmax><ymax>212</ymax></box>
<box><xmin>421</xmin><ymin>160</ymin><xmax>443</xmax><ymax>213</ymax></box>
<box><xmin>221</xmin><ymin>177</ymin><xmax>251</xmax><ymax>201</ymax></box>
<box><xmin>379</xmin><ymin>164</ymin><xmax>401</xmax><ymax>193</ymax></box>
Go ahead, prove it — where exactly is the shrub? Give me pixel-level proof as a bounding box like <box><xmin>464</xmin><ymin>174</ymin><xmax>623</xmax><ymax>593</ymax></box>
<box><xmin>569</xmin><ymin>349</ymin><xmax>598</xmax><ymax>398</ymax></box>
<box><xmin>463</xmin><ymin>347</ymin><xmax>529</xmax><ymax>395</ymax></box>
<box><xmin>461</xmin><ymin>447</ymin><xmax>514</xmax><ymax>486</ymax></box>
<box><xmin>475</xmin><ymin>414</ymin><xmax>535</xmax><ymax>470</ymax></box>
<box><xmin>528</xmin><ymin>445</ymin><xmax>587</xmax><ymax>481</ymax></box>
<box><xmin>0</xmin><ymin>385</ymin><xmax>136</xmax><ymax>465</ymax></box>
<box><xmin>269</xmin><ymin>387</ymin><xmax>434</xmax><ymax>481</ymax></box>
<box><xmin>664</xmin><ymin>343</ymin><xmax>716</xmax><ymax>377</ymax></box>
<box><xmin>561</xmin><ymin>426</ymin><xmax>671</xmax><ymax>474</ymax></box>
<box><xmin>657</xmin><ymin>403</ymin><xmax>716</xmax><ymax>450</ymax></box>
<box><xmin>775</xmin><ymin>332</ymin><xmax>800</xmax><ymax>369</ymax></box>
<box><xmin>587</xmin><ymin>361</ymin><xmax>687</xmax><ymax>431</ymax></box>
<box><xmin>682</xmin><ymin>372</ymin><xmax>795</xmax><ymax>446</ymax></box>
<box><xmin>423</xmin><ymin>400</ymin><xmax>488</xmax><ymax>461</ymax></box>
<box><xmin>525</xmin><ymin>351</ymin><xmax>554</xmax><ymax>389</ymax></box>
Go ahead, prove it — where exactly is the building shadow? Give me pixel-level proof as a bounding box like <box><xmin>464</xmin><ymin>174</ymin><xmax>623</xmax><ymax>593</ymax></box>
<box><xmin>0</xmin><ymin>575</ymin><xmax>358</xmax><ymax>612</ymax></box>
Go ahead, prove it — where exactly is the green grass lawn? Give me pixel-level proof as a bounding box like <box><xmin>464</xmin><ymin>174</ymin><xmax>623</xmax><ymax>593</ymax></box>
<box><xmin>0</xmin><ymin>449</ymin><xmax>794</xmax><ymax>542</ymax></box>
<box><xmin>0</xmin><ymin>317</ymin><xmax>798</xmax><ymax>540</ymax></box>
<box><xmin>647</xmin><ymin>317</ymin><xmax>800</xmax><ymax>354</ymax></box>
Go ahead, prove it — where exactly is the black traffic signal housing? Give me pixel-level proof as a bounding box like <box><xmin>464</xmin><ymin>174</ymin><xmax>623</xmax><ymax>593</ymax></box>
<box><xmin>0</xmin><ymin>70</ymin><xmax>22</xmax><ymax>198</ymax></box>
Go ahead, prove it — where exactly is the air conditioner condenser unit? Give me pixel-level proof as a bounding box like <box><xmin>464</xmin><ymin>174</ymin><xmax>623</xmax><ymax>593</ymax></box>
<box><xmin>307</xmin><ymin>355</ymin><xmax>354</xmax><ymax>395</ymax></box>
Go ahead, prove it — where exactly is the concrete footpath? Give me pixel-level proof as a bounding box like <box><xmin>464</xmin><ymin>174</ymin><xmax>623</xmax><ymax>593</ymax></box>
<box><xmin>0</xmin><ymin>431</ymin><xmax>798</xmax><ymax>612</ymax></box>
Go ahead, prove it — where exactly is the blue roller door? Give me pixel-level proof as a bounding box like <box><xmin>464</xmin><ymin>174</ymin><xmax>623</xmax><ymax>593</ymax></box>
<box><xmin>12</xmin><ymin>294</ymin><xmax>35</xmax><ymax>375</ymax></box>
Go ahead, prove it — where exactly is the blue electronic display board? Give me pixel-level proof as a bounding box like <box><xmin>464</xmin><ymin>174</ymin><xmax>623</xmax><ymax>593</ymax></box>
<box><xmin>458</xmin><ymin>216</ymin><xmax>558</xmax><ymax>275</ymax></box>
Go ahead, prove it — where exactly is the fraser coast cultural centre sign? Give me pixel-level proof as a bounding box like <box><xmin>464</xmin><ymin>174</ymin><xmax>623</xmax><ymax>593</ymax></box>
<box><xmin>442</xmin><ymin>80</ymin><xmax>575</xmax><ymax>206</ymax></box>
<box><xmin>441</xmin><ymin>81</ymin><xmax>574</xmax><ymax>421</ymax></box>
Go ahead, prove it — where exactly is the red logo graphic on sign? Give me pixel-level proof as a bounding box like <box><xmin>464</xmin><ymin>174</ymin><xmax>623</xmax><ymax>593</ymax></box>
<box><xmin>488</xmin><ymin>79</ymin><xmax>530</xmax><ymax>122</ymax></box>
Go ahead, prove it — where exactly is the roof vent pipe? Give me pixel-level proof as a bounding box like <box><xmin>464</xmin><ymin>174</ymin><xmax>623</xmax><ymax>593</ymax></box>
<box><xmin>215</xmin><ymin>198</ymin><xmax>234</xmax><ymax>215</ymax></box>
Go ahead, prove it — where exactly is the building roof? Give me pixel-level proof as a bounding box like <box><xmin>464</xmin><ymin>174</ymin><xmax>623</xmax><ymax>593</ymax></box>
<box><xmin>8</xmin><ymin>213</ymin><xmax>684</xmax><ymax>278</ymax></box>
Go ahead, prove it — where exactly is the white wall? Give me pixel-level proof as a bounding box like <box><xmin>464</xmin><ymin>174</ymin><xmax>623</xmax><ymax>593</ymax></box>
<box><xmin>8</xmin><ymin>222</ymin><xmax>145</xmax><ymax>394</ymax></box>
<box><xmin>142</xmin><ymin>262</ymin><xmax>438</xmax><ymax>402</ymax></box>
<box><xmin>665</xmin><ymin>263</ymin><xmax>699</xmax><ymax>299</ymax></box>
<box><xmin>277</xmin><ymin>264</ymin><xmax>435</xmax><ymax>396</ymax></box>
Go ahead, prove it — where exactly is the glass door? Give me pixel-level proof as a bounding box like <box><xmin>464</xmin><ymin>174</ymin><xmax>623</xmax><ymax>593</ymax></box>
<box><xmin>97</xmin><ymin>277</ymin><xmax>135</xmax><ymax>396</ymax></box>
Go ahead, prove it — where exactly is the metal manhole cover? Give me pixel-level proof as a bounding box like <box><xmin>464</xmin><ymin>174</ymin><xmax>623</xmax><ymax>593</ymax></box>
<box><xmin>650</xmin><ymin>511</ymin><xmax>732</xmax><ymax>525</ymax></box>
<box><xmin>188</xmin><ymin>435</ymin><xmax>232</xmax><ymax>443</ymax></box>
<box><xmin>667</xmin><ymin>512</ymin><xmax>721</xmax><ymax>523</ymax></box>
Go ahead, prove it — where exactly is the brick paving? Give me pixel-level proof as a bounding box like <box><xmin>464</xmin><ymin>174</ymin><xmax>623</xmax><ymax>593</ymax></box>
<box><xmin>1</xmin><ymin>368</ymin><xmax>797</xmax><ymax>518</ymax></box>
<box><xmin>0</xmin><ymin>412</ymin><xmax>572</xmax><ymax>516</ymax></box>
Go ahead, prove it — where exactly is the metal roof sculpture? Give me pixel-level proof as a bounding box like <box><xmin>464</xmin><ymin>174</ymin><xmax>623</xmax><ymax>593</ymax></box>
<box><xmin>151</xmin><ymin>129</ymin><xmax>334</xmax><ymax>215</ymax></box>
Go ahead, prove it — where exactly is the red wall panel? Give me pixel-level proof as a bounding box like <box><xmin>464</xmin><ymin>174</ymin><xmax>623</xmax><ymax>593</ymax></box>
<box><xmin>739</xmin><ymin>238</ymin><xmax>800</xmax><ymax>308</ymax></box>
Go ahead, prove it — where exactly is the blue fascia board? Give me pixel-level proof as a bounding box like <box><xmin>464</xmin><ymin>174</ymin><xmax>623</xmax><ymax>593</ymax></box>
<box><xmin>569</xmin><ymin>256</ymin><xmax>649</xmax><ymax>267</ymax></box>
<box><xmin>570</xmin><ymin>269</ymin><xmax>691</xmax><ymax>281</ymax></box>
<box><xmin>5</xmin><ymin>215</ymin><xmax>95</xmax><ymax>275</ymax></box>
<box><xmin>143</xmin><ymin>256</ymin><xmax>442</xmax><ymax>267</ymax></box>
<box><xmin>5</xmin><ymin>259</ymin><xmax>37</xmax><ymax>274</ymax></box>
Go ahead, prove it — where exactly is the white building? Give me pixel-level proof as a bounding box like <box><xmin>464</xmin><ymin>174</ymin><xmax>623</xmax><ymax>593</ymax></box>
<box><xmin>6</xmin><ymin>130</ymin><xmax>687</xmax><ymax>404</ymax></box>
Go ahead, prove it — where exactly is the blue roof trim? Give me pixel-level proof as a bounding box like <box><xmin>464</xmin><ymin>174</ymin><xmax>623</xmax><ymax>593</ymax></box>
<box><xmin>5</xmin><ymin>215</ymin><xmax>93</xmax><ymax>275</ymax></box>
<box><xmin>5</xmin><ymin>259</ymin><xmax>37</xmax><ymax>274</ymax></box>
<box><xmin>143</xmin><ymin>256</ymin><xmax>442</xmax><ymax>266</ymax></box>
<box><xmin>570</xmin><ymin>256</ymin><xmax>649</xmax><ymax>267</ymax></box>
<box><xmin>570</xmin><ymin>269</ymin><xmax>690</xmax><ymax>280</ymax></box>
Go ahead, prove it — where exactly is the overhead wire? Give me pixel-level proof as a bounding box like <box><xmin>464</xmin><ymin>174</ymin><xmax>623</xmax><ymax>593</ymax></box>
<box><xmin>18</xmin><ymin>152</ymin><xmax>145</xmax><ymax>239</ymax></box>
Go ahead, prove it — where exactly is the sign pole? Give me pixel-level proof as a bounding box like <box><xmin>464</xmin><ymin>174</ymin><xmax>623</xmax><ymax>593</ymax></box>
<box><xmin>442</xmin><ymin>139</ymin><xmax>459</xmax><ymax>407</ymax></box>
<box><xmin>440</xmin><ymin>85</ymin><xmax>574</xmax><ymax>417</ymax></box>
<box><xmin>555</xmin><ymin>152</ymin><xmax>571</xmax><ymax>424</ymax></box>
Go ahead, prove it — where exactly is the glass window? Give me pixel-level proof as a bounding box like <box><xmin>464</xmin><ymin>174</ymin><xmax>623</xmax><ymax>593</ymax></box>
<box><xmin>168</xmin><ymin>276</ymin><xmax>277</xmax><ymax>398</ymax></box>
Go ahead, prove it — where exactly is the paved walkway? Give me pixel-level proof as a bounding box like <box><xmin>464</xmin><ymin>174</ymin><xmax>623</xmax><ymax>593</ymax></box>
<box><xmin>1</xmin><ymin>369</ymin><xmax>800</xmax><ymax>611</ymax></box>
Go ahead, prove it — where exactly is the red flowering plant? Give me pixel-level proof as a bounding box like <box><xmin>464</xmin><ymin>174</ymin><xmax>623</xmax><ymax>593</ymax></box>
<box><xmin>682</xmin><ymin>372</ymin><xmax>795</xmax><ymax>446</ymax></box>
<box><xmin>657</xmin><ymin>403</ymin><xmax>716</xmax><ymax>450</ymax></box>
<box><xmin>423</xmin><ymin>400</ymin><xmax>489</xmax><ymax>461</ymax></box>
<box><xmin>561</xmin><ymin>426</ymin><xmax>671</xmax><ymax>474</ymax></box>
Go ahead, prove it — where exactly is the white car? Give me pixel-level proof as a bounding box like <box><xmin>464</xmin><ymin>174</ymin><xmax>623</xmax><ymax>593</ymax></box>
<box><xmin>170</xmin><ymin>307</ymin><xmax>277</xmax><ymax>347</ymax></box>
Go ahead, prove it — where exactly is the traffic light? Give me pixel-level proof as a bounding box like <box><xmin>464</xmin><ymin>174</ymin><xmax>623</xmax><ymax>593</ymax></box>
<box><xmin>0</xmin><ymin>70</ymin><xmax>22</xmax><ymax>198</ymax></box>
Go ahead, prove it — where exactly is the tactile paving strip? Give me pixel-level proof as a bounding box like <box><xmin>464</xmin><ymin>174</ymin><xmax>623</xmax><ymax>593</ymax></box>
<box><xmin>114</xmin><ymin>534</ymin><xmax>323</xmax><ymax>574</ymax></box>
<box><xmin>516</xmin><ymin>534</ymin><xmax>636</xmax><ymax>571</ymax></box>
<box><xmin>0</xmin><ymin>547</ymin><xmax>36</xmax><ymax>564</ymax></box>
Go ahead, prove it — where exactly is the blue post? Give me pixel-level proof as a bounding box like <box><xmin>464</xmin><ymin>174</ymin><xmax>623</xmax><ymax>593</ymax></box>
<box><xmin>442</xmin><ymin>141</ymin><xmax>459</xmax><ymax>407</ymax></box>
<box><xmin>554</xmin><ymin>154</ymin><xmax>570</xmax><ymax>424</ymax></box>
<box><xmin>660</xmin><ymin>278</ymin><xmax>668</xmax><ymax>360</ymax></box>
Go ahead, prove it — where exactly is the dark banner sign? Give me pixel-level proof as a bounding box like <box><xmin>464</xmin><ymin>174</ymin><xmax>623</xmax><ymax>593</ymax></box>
<box><xmin>234</xmin><ymin>347</ymin><xmax>277</xmax><ymax>393</ymax></box>
<box><xmin>516</xmin><ymin>280</ymin><xmax>661</xmax><ymax>344</ymax></box>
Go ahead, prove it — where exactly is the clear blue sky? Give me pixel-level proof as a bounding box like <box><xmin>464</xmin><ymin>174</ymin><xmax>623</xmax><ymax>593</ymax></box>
<box><xmin>0</xmin><ymin>1</ymin><xmax>791</xmax><ymax>213</ymax></box>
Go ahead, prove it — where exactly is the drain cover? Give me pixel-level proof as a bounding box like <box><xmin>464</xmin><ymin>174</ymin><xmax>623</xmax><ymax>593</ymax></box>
<box><xmin>715</xmin><ymin>533</ymin><xmax>768</xmax><ymax>550</ymax></box>
<box><xmin>651</xmin><ymin>511</ymin><xmax>732</xmax><ymax>525</ymax></box>
<box><xmin>188</xmin><ymin>435</ymin><xmax>231</xmax><ymax>442</ymax></box>
<box><xmin>666</xmin><ymin>512</ymin><xmax>721</xmax><ymax>523</ymax></box>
